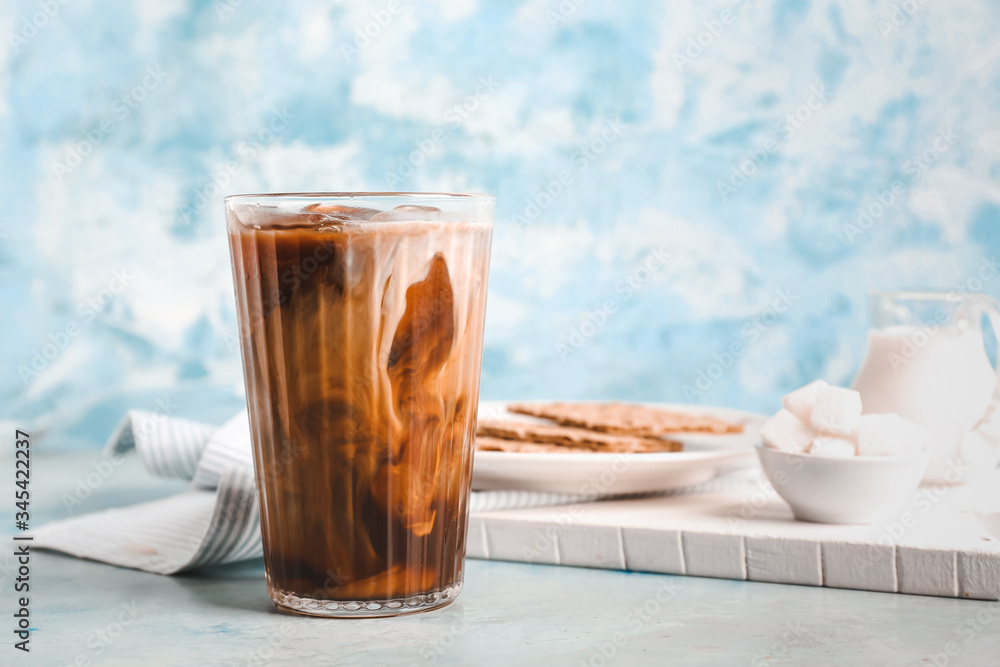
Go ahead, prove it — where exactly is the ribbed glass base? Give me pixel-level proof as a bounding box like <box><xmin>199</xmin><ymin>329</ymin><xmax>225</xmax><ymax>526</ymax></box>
<box><xmin>269</xmin><ymin>582</ymin><xmax>463</xmax><ymax>618</ymax></box>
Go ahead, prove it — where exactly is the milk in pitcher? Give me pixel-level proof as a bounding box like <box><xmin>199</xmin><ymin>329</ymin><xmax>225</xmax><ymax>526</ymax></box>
<box><xmin>853</xmin><ymin>292</ymin><xmax>1000</xmax><ymax>482</ymax></box>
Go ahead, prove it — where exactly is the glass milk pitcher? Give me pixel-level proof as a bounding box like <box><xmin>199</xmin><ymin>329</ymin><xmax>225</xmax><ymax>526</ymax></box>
<box><xmin>852</xmin><ymin>290</ymin><xmax>1000</xmax><ymax>483</ymax></box>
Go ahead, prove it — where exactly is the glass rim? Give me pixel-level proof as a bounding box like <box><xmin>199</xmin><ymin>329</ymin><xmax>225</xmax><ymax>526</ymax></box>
<box><xmin>224</xmin><ymin>191</ymin><xmax>495</xmax><ymax>203</ymax></box>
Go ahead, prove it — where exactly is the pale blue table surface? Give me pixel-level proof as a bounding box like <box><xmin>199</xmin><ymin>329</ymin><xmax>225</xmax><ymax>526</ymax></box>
<box><xmin>5</xmin><ymin>452</ymin><xmax>1000</xmax><ymax>666</ymax></box>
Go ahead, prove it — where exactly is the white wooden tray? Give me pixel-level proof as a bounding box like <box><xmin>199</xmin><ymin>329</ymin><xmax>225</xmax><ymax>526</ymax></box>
<box><xmin>467</xmin><ymin>470</ymin><xmax>1000</xmax><ymax>600</ymax></box>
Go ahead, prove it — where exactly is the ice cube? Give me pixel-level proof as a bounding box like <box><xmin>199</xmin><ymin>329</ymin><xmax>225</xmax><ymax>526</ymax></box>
<box><xmin>371</xmin><ymin>205</ymin><xmax>442</xmax><ymax>222</ymax></box>
<box><xmin>760</xmin><ymin>409</ymin><xmax>814</xmax><ymax>454</ymax></box>
<box><xmin>302</xmin><ymin>203</ymin><xmax>381</xmax><ymax>225</ymax></box>
<box><xmin>809</xmin><ymin>436</ymin><xmax>857</xmax><ymax>457</ymax></box>
<box><xmin>781</xmin><ymin>379</ymin><xmax>829</xmax><ymax>423</ymax></box>
<box><xmin>810</xmin><ymin>386</ymin><xmax>863</xmax><ymax>438</ymax></box>
<box><xmin>856</xmin><ymin>413</ymin><xmax>925</xmax><ymax>457</ymax></box>
<box><xmin>231</xmin><ymin>203</ymin><xmax>282</xmax><ymax>229</ymax></box>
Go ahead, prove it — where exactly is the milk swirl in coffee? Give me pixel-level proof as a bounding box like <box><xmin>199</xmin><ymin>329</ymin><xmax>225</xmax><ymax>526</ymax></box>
<box><xmin>227</xmin><ymin>199</ymin><xmax>492</xmax><ymax>610</ymax></box>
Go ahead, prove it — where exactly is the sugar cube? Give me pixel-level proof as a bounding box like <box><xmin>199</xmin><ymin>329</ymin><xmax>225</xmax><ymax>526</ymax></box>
<box><xmin>856</xmin><ymin>413</ymin><xmax>925</xmax><ymax>457</ymax></box>
<box><xmin>810</xmin><ymin>386</ymin><xmax>863</xmax><ymax>438</ymax></box>
<box><xmin>781</xmin><ymin>379</ymin><xmax>829</xmax><ymax>423</ymax></box>
<box><xmin>760</xmin><ymin>409</ymin><xmax>814</xmax><ymax>454</ymax></box>
<box><xmin>809</xmin><ymin>436</ymin><xmax>857</xmax><ymax>458</ymax></box>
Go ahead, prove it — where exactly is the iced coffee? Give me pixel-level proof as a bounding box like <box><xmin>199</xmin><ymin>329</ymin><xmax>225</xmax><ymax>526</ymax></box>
<box><xmin>225</xmin><ymin>194</ymin><xmax>494</xmax><ymax>617</ymax></box>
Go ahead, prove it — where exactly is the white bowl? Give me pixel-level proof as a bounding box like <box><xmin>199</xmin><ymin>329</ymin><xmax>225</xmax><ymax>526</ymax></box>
<box><xmin>755</xmin><ymin>444</ymin><xmax>929</xmax><ymax>525</ymax></box>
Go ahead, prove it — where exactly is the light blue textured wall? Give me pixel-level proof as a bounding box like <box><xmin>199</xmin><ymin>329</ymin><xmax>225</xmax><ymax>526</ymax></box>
<box><xmin>2</xmin><ymin>0</ymin><xmax>999</xmax><ymax>449</ymax></box>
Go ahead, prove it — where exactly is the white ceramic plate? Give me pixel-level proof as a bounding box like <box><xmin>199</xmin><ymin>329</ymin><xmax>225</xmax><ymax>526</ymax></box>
<box><xmin>472</xmin><ymin>401</ymin><xmax>767</xmax><ymax>495</ymax></box>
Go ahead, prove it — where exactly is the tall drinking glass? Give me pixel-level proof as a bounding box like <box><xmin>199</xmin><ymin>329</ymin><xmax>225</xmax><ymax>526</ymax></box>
<box><xmin>225</xmin><ymin>193</ymin><xmax>494</xmax><ymax>617</ymax></box>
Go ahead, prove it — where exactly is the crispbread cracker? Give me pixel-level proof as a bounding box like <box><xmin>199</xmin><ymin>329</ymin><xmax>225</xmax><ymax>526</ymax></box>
<box><xmin>477</xmin><ymin>420</ymin><xmax>681</xmax><ymax>453</ymax></box>
<box><xmin>474</xmin><ymin>436</ymin><xmax>597</xmax><ymax>453</ymax></box>
<box><xmin>507</xmin><ymin>402</ymin><xmax>743</xmax><ymax>436</ymax></box>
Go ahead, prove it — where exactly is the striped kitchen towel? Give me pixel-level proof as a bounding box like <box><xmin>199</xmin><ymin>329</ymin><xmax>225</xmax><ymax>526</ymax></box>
<box><xmin>33</xmin><ymin>410</ymin><xmax>659</xmax><ymax>574</ymax></box>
